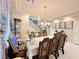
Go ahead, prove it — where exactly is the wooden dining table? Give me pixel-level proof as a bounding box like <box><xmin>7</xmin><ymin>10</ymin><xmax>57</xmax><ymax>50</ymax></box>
<box><xmin>26</xmin><ymin>35</ymin><xmax>53</xmax><ymax>59</ymax></box>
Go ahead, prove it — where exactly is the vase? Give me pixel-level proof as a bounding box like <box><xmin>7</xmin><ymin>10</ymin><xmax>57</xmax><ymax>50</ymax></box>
<box><xmin>29</xmin><ymin>36</ymin><xmax>33</xmax><ymax>41</ymax></box>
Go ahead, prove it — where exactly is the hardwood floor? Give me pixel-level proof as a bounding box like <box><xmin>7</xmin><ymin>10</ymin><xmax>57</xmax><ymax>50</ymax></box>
<box><xmin>49</xmin><ymin>42</ymin><xmax>79</xmax><ymax>59</ymax></box>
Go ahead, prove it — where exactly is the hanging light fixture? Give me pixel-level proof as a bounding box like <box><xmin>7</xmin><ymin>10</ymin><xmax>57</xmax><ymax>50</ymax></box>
<box><xmin>43</xmin><ymin>5</ymin><xmax>48</xmax><ymax>25</ymax></box>
<box><xmin>44</xmin><ymin>5</ymin><xmax>47</xmax><ymax>17</ymax></box>
<box><xmin>43</xmin><ymin>5</ymin><xmax>51</xmax><ymax>28</ymax></box>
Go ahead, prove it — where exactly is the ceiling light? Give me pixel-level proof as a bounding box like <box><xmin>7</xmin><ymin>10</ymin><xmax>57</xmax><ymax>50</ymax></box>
<box><xmin>53</xmin><ymin>19</ymin><xmax>59</xmax><ymax>23</ymax></box>
<box><xmin>41</xmin><ymin>22</ymin><xmax>44</xmax><ymax>25</ymax></box>
<box><xmin>64</xmin><ymin>17</ymin><xmax>73</xmax><ymax>21</ymax></box>
<box><xmin>47</xmin><ymin>23</ymin><xmax>51</xmax><ymax>25</ymax></box>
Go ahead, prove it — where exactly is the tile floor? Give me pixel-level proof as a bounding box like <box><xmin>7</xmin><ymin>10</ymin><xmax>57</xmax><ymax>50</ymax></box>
<box><xmin>49</xmin><ymin>42</ymin><xmax>79</xmax><ymax>59</ymax></box>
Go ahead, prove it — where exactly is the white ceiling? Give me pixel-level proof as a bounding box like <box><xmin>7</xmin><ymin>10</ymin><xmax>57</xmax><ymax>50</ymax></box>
<box><xmin>13</xmin><ymin>0</ymin><xmax>79</xmax><ymax>21</ymax></box>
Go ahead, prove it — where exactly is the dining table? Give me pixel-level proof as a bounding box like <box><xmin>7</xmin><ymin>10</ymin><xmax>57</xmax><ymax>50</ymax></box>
<box><xmin>26</xmin><ymin>35</ymin><xmax>53</xmax><ymax>59</ymax></box>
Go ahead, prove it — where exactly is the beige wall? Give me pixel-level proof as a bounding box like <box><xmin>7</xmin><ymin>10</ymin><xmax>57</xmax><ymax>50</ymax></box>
<box><xmin>21</xmin><ymin>16</ymin><xmax>35</xmax><ymax>40</ymax></box>
<box><xmin>21</xmin><ymin>16</ymin><xmax>29</xmax><ymax>40</ymax></box>
<box><xmin>64</xmin><ymin>29</ymin><xmax>73</xmax><ymax>42</ymax></box>
<box><xmin>73</xmin><ymin>18</ymin><xmax>79</xmax><ymax>44</ymax></box>
<box><xmin>13</xmin><ymin>15</ymin><xmax>36</xmax><ymax>40</ymax></box>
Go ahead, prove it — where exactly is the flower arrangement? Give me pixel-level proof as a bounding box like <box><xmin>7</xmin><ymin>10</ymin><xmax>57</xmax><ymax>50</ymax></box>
<box><xmin>28</xmin><ymin>31</ymin><xmax>36</xmax><ymax>40</ymax></box>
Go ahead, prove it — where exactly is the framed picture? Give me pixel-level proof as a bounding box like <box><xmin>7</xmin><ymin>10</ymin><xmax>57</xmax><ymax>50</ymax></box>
<box><xmin>66</xmin><ymin>21</ymin><xmax>73</xmax><ymax>29</ymax></box>
<box><xmin>55</xmin><ymin>23</ymin><xmax>60</xmax><ymax>29</ymax></box>
<box><xmin>52</xmin><ymin>23</ymin><xmax>56</xmax><ymax>29</ymax></box>
<box><xmin>60</xmin><ymin>22</ymin><xmax>66</xmax><ymax>29</ymax></box>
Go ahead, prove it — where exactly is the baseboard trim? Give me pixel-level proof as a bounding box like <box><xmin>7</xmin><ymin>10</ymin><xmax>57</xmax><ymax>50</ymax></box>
<box><xmin>74</xmin><ymin>43</ymin><xmax>79</xmax><ymax>46</ymax></box>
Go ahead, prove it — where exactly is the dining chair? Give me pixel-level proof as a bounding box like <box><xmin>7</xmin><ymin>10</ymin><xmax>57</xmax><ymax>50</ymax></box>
<box><xmin>55</xmin><ymin>32</ymin><xmax>62</xmax><ymax>40</ymax></box>
<box><xmin>58</xmin><ymin>34</ymin><xmax>67</xmax><ymax>54</ymax></box>
<box><xmin>38</xmin><ymin>37</ymin><xmax>49</xmax><ymax>59</ymax></box>
<box><xmin>43</xmin><ymin>30</ymin><xmax>47</xmax><ymax>36</ymax></box>
<box><xmin>49</xmin><ymin>36</ymin><xmax>59</xmax><ymax>59</ymax></box>
<box><xmin>37</xmin><ymin>32</ymin><xmax>43</xmax><ymax>37</ymax></box>
<box><xmin>8</xmin><ymin>38</ymin><xmax>27</xmax><ymax>59</ymax></box>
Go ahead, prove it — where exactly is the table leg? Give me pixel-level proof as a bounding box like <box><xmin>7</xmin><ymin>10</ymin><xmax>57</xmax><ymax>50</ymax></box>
<box><xmin>28</xmin><ymin>51</ymin><xmax>32</xmax><ymax>59</ymax></box>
